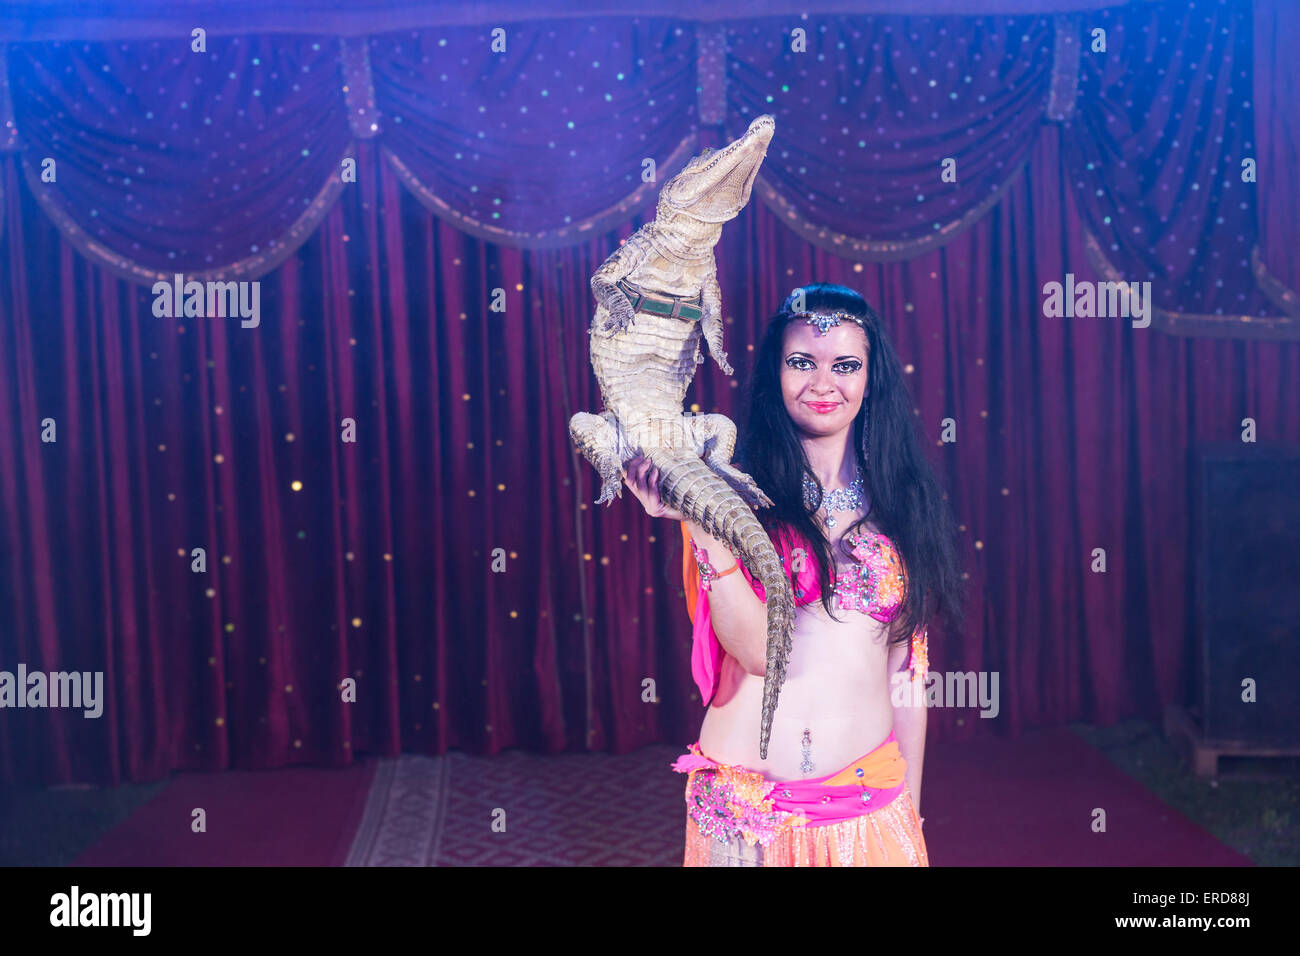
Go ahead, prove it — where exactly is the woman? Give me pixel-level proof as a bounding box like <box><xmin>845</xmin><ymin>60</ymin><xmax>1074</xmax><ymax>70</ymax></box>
<box><xmin>623</xmin><ymin>282</ymin><xmax>963</xmax><ymax>866</ymax></box>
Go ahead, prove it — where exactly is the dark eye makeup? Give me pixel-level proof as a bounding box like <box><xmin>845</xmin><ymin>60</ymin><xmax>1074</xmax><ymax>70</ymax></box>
<box><xmin>785</xmin><ymin>355</ymin><xmax>863</xmax><ymax>375</ymax></box>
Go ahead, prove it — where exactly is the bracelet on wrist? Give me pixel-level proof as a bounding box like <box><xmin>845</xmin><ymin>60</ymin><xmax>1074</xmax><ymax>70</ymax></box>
<box><xmin>692</xmin><ymin>541</ymin><xmax>740</xmax><ymax>591</ymax></box>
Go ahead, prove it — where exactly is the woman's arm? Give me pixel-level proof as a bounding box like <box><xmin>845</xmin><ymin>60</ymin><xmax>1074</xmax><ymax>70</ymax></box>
<box><xmin>887</xmin><ymin>635</ymin><xmax>927</xmax><ymax>814</ymax></box>
<box><xmin>683</xmin><ymin>520</ymin><xmax>770</xmax><ymax>676</ymax></box>
<box><xmin>622</xmin><ymin>454</ymin><xmax>771</xmax><ymax>677</ymax></box>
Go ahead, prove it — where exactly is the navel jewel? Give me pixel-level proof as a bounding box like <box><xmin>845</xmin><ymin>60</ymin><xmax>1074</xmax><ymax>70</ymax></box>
<box><xmin>799</xmin><ymin>727</ymin><xmax>815</xmax><ymax>775</ymax></box>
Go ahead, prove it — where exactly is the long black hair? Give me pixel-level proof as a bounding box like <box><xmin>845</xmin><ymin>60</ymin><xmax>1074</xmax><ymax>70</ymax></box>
<box><xmin>734</xmin><ymin>282</ymin><xmax>964</xmax><ymax>647</ymax></box>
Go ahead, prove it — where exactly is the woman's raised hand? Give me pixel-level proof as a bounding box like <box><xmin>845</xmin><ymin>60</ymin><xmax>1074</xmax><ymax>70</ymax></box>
<box><xmin>621</xmin><ymin>454</ymin><xmax>687</xmax><ymax>522</ymax></box>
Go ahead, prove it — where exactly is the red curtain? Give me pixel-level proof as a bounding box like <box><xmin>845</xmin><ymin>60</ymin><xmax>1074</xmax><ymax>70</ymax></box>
<box><xmin>1</xmin><ymin>3</ymin><xmax>1298</xmax><ymax>787</ymax></box>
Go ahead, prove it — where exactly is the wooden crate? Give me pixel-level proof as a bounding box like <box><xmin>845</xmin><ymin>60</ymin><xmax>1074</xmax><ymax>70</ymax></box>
<box><xmin>1164</xmin><ymin>704</ymin><xmax>1300</xmax><ymax>778</ymax></box>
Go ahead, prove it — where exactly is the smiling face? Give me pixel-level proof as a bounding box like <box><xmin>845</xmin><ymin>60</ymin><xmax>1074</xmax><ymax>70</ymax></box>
<box><xmin>780</xmin><ymin>319</ymin><xmax>870</xmax><ymax>438</ymax></box>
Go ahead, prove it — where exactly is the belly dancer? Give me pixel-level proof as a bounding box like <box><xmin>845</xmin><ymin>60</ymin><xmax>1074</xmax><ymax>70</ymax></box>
<box><xmin>622</xmin><ymin>282</ymin><xmax>964</xmax><ymax>866</ymax></box>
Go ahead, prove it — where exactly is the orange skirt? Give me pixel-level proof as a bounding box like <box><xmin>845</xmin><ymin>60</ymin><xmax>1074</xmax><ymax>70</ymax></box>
<box><xmin>683</xmin><ymin>784</ymin><xmax>929</xmax><ymax>867</ymax></box>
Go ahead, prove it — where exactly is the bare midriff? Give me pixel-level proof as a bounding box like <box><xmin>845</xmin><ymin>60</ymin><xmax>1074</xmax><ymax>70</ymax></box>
<box><xmin>697</xmin><ymin>512</ymin><xmax>895</xmax><ymax>782</ymax></box>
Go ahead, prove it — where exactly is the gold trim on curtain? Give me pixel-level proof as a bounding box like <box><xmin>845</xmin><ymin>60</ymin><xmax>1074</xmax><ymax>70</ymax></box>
<box><xmin>0</xmin><ymin>44</ymin><xmax>11</xmax><ymax>245</ymax></box>
<box><xmin>1046</xmin><ymin>14</ymin><xmax>1081</xmax><ymax>122</ymax></box>
<box><xmin>751</xmin><ymin>159</ymin><xmax>1027</xmax><ymax>263</ymax></box>
<box><xmin>17</xmin><ymin>147</ymin><xmax>354</xmax><ymax>285</ymax></box>
<box><xmin>1251</xmin><ymin>244</ymin><xmax>1300</xmax><ymax>321</ymax></box>
<box><xmin>379</xmin><ymin>135</ymin><xmax>700</xmax><ymax>250</ymax></box>
<box><xmin>696</xmin><ymin>25</ymin><xmax>727</xmax><ymax>125</ymax></box>
<box><xmin>0</xmin><ymin>44</ymin><xmax>16</xmax><ymax>154</ymax></box>
<box><xmin>339</xmin><ymin>36</ymin><xmax>381</xmax><ymax>139</ymax></box>
<box><xmin>1081</xmin><ymin>226</ymin><xmax>1299</xmax><ymax>340</ymax></box>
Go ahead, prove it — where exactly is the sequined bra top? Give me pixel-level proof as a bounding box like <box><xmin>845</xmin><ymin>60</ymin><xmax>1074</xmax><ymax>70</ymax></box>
<box><xmin>680</xmin><ymin>522</ymin><xmax>928</xmax><ymax>707</ymax></box>
<box><xmin>710</xmin><ymin>525</ymin><xmax>908</xmax><ymax>624</ymax></box>
<box><xmin>799</xmin><ymin>527</ymin><xmax>906</xmax><ymax>623</ymax></box>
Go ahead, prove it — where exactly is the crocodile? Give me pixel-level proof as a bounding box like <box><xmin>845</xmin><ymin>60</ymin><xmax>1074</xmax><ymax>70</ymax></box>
<box><xmin>568</xmin><ymin>113</ymin><xmax>794</xmax><ymax>760</ymax></box>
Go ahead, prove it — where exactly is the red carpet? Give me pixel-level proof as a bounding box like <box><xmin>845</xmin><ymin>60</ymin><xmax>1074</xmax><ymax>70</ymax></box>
<box><xmin>923</xmin><ymin>727</ymin><xmax>1252</xmax><ymax>866</ymax></box>
<box><xmin>72</xmin><ymin>761</ymin><xmax>377</xmax><ymax>866</ymax></box>
<box><xmin>69</xmin><ymin>727</ymin><xmax>1252</xmax><ymax>866</ymax></box>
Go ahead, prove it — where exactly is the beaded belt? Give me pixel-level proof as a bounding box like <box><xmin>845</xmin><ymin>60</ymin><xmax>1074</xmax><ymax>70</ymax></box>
<box><xmin>672</xmin><ymin>735</ymin><xmax>907</xmax><ymax>847</ymax></box>
<box><xmin>676</xmin><ymin>751</ymin><xmax>809</xmax><ymax>848</ymax></box>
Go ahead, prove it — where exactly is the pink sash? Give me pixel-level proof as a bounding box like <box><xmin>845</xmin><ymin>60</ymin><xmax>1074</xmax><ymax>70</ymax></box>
<box><xmin>673</xmin><ymin>730</ymin><xmax>907</xmax><ymax>841</ymax></box>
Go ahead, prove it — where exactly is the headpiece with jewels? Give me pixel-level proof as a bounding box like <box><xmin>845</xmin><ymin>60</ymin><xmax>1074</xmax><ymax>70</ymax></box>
<box><xmin>793</xmin><ymin>309</ymin><xmax>864</xmax><ymax>336</ymax></box>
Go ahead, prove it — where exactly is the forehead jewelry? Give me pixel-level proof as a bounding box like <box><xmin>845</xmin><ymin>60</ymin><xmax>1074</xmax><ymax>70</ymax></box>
<box><xmin>794</xmin><ymin>309</ymin><xmax>862</xmax><ymax>336</ymax></box>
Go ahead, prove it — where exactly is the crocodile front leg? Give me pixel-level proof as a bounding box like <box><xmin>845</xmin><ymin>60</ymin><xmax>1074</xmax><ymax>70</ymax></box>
<box><xmin>569</xmin><ymin>410</ymin><xmax>625</xmax><ymax>505</ymax></box>
<box><xmin>698</xmin><ymin>273</ymin><xmax>733</xmax><ymax>376</ymax></box>
<box><xmin>590</xmin><ymin>242</ymin><xmax>644</xmax><ymax>335</ymax></box>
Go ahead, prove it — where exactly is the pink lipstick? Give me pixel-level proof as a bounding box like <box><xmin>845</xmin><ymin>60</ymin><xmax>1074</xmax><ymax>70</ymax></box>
<box><xmin>806</xmin><ymin>402</ymin><xmax>839</xmax><ymax>414</ymax></box>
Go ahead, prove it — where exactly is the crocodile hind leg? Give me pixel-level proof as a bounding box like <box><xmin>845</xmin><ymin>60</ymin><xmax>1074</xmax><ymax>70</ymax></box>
<box><xmin>691</xmin><ymin>413</ymin><xmax>774</xmax><ymax>509</ymax></box>
<box><xmin>569</xmin><ymin>410</ymin><xmax>625</xmax><ymax>505</ymax></box>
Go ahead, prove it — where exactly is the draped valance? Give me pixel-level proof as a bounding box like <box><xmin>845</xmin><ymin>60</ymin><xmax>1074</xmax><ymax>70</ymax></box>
<box><xmin>0</xmin><ymin>1</ymin><xmax>1295</xmax><ymax>336</ymax></box>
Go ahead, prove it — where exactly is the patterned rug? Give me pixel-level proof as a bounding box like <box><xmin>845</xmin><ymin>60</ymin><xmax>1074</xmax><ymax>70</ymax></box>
<box><xmin>58</xmin><ymin>728</ymin><xmax>1252</xmax><ymax>866</ymax></box>
<box><xmin>344</xmin><ymin>728</ymin><xmax>1255</xmax><ymax>867</ymax></box>
<box><xmin>345</xmin><ymin>744</ymin><xmax>689</xmax><ymax>866</ymax></box>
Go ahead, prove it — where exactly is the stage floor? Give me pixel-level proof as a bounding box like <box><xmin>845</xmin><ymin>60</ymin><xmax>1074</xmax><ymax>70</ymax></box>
<box><xmin>0</xmin><ymin>724</ymin><xmax>1271</xmax><ymax>866</ymax></box>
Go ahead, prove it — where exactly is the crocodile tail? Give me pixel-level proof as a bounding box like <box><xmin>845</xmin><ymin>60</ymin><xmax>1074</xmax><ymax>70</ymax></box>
<box><xmin>757</xmin><ymin>599</ymin><xmax>795</xmax><ymax>761</ymax></box>
<box><xmin>645</xmin><ymin>447</ymin><xmax>796</xmax><ymax>761</ymax></box>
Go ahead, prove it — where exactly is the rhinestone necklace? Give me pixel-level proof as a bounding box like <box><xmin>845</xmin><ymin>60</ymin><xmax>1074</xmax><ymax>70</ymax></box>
<box><xmin>802</xmin><ymin>469</ymin><xmax>865</xmax><ymax>529</ymax></box>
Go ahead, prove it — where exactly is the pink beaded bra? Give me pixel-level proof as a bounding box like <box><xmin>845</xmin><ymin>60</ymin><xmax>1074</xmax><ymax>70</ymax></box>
<box><xmin>687</xmin><ymin>523</ymin><xmax>908</xmax><ymax>622</ymax></box>
<box><xmin>797</xmin><ymin>527</ymin><xmax>907</xmax><ymax>623</ymax></box>
<box><xmin>682</xmin><ymin>521</ymin><xmax>929</xmax><ymax>706</ymax></box>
